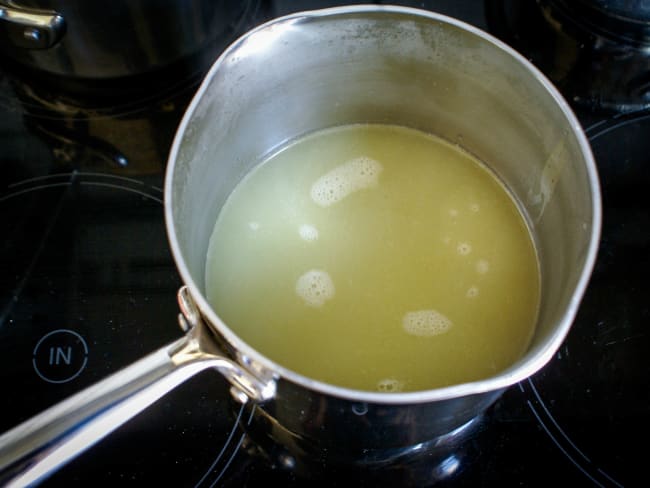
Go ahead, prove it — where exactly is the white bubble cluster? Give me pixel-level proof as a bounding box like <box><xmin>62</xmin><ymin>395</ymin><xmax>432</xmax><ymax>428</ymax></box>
<box><xmin>457</xmin><ymin>242</ymin><xmax>472</xmax><ymax>255</ymax></box>
<box><xmin>402</xmin><ymin>309</ymin><xmax>452</xmax><ymax>337</ymax></box>
<box><xmin>295</xmin><ymin>269</ymin><xmax>335</xmax><ymax>307</ymax></box>
<box><xmin>248</xmin><ymin>221</ymin><xmax>260</xmax><ymax>231</ymax></box>
<box><xmin>377</xmin><ymin>378</ymin><xmax>404</xmax><ymax>393</ymax></box>
<box><xmin>469</xmin><ymin>202</ymin><xmax>480</xmax><ymax>212</ymax></box>
<box><xmin>310</xmin><ymin>156</ymin><xmax>382</xmax><ymax>207</ymax></box>
<box><xmin>466</xmin><ymin>286</ymin><xmax>479</xmax><ymax>298</ymax></box>
<box><xmin>299</xmin><ymin>224</ymin><xmax>319</xmax><ymax>242</ymax></box>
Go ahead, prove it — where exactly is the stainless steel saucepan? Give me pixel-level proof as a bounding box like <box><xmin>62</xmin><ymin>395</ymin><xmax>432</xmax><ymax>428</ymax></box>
<box><xmin>0</xmin><ymin>6</ymin><xmax>601</xmax><ymax>486</ymax></box>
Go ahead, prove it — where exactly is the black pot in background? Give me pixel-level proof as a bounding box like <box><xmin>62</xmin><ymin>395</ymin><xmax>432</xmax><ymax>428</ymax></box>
<box><xmin>485</xmin><ymin>0</ymin><xmax>650</xmax><ymax>113</ymax></box>
<box><xmin>0</xmin><ymin>0</ymin><xmax>267</xmax><ymax>100</ymax></box>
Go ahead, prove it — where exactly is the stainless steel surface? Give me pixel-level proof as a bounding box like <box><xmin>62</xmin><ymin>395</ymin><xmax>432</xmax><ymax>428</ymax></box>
<box><xmin>0</xmin><ymin>2</ymin><xmax>65</xmax><ymax>49</ymax></box>
<box><xmin>165</xmin><ymin>5</ymin><xmax>601</xmax><ymax>457</ymax></box>
<box><xmin>0</xmin><ymin>4</ymin><xmax>602</xmax><ymax>484</ymax></box>
<box><xmin>0</xmin><ymin>0</ymin><xmax>253</xmax><ymax>79</ymax></box>
<box><xmin>0</xmin><ymin>287</ymin><xmax>275</xmax><ymax>486</ymax></box>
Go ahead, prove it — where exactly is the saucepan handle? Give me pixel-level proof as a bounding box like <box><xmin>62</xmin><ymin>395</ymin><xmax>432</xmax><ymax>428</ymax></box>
<box><xmin>0</xmin><ymin>336</ymin><xmax>200</xmax><ymax>487</ymax></box>
<box><xmin>0</xmin><ymin>287</ymin><xmax>276</xmax><ymax>487</ymax></box>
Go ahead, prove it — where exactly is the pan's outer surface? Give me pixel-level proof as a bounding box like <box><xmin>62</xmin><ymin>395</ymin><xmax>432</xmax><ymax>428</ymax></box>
<box><xmin>165</xmin><ymin>5</ymin><xmax>601</xmax><ymax>455</ymax></box>
<box><xmin>0</xmin><ymin>6</ymin><xmax>602</xmax><ymax>486</ymax></box>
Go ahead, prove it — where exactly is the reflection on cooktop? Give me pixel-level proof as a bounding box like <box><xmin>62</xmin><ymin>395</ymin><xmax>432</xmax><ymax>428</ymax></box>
<box><xmin>1</xmin><ymin>1</ymin><xmax>648</xmax><ymax>487</ymax></box>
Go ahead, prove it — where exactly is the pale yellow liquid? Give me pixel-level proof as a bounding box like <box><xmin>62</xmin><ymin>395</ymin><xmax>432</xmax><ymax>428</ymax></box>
<box><xmin>205</xmin><ymin>124</ymin><xmax>540</xmax><ymax>393</ymax></box>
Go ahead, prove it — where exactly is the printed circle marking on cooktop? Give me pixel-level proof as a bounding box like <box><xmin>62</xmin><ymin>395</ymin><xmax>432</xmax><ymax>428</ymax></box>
<box><xmin>523</xmin><ymin>110</ymin><xmax>650</xmax><ymax>488</ymax></box>
<box><xmin>32</xmin><ymin>328</ymin><xmax>89</xmax><ymax>384</ymax></box>
<box><xmin>0</xmin><ymin>171</ymin><xmax>182</xmax><ymax>430</ymax></box>
<box><xmin>1</xmin><ymin>170</ymin><xmax>248</xmax><ymax>486</ymax></box>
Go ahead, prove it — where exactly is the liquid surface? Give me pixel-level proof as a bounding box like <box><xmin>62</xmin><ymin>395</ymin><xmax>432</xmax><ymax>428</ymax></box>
<box><xmin>205</xmin><ymin>124</ymin><xmax>540</xmax><ymax>392</ymax></box>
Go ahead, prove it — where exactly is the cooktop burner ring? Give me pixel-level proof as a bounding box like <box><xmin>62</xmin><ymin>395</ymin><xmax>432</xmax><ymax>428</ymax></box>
<box><xmin>517</xmin><ymin>109</ymin><xmax>650</xmax><ymax>488</ymax></box>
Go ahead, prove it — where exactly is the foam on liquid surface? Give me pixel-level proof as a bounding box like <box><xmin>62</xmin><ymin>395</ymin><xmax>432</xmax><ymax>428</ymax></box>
<box><xmin>205</xmin><ymin>124</ymin><xmax>540</xmax><ymax>392</ymax></box>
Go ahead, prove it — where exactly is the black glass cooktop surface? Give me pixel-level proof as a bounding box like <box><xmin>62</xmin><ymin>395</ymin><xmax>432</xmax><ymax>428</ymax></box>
<box><xmin>1</xmin><ymin>1</ymin><xmax>647</xmax><ymax>487</ymax></box>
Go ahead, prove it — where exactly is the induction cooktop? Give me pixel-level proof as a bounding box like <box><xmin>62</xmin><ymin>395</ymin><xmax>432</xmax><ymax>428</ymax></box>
<box><xmin>1</xmin><ymin>1</ymin><xmax>647</xmax><ymax>487</ymax></box>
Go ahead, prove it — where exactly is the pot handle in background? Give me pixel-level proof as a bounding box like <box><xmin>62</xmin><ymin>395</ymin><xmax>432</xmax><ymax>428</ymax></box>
<box><xmin>0</xmin><ymin>2</ymin><xmax>65</xmax><ymax>49</ymax></box>
<box><xmin>0</xmin><ymin>286</ymin><xmax>277</xmax><ymax>488</ymax></box>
